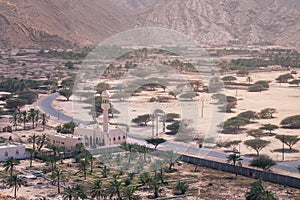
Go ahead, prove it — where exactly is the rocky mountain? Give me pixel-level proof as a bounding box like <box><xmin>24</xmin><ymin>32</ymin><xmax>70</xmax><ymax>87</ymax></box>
<box><xmin>135</xmin><ymin>0</ymin><xmax>300</xmax><ymax>47</ymax></box>
<box><xmin>0</xmin><ymin>0</ymin><xmax>135</xmax><ymax>48</ymax></box>
<box><xmin>0</xmin><ymin>0</ymin><xmax>299</xmax><ymax>48</ymax></box>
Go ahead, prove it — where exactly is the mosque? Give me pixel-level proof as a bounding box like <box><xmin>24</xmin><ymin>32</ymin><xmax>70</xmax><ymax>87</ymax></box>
<box><xmin>74</xmin><ymin>90</ymin><xmax>127</xmax><ymax>148</ymax></box>
<box><xmin>49</xmin><ymin>90</ymin><xmax>127</xmax><ymax>150</ymax></box>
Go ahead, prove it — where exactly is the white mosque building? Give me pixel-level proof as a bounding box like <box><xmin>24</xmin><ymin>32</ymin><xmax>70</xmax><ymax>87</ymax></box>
<box><xmin>73</xmin><ymin>90</ymin><xmax>127</xmax><ymax>149</ymax></box>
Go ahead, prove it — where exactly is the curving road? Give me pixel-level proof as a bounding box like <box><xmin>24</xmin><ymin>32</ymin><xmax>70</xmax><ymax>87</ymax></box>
<box><xmin>38</xmin><ymin>93</ymin><xmax>300</xmax><ymax>174</ymax></box>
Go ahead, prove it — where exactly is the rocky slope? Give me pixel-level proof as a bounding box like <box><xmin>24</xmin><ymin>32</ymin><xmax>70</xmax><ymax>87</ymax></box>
<box><xmin>0</xmin><ymin>0</ymin><xmax>135</xmax><ymax>48</ymax></box>
<box><xmin>135</xmin><ymin>0</ymin><xmax>300</xmax><ymax>47</ymax></box>
<box><xmin>0</xmin><ymin>0</ymin><xmax>299</xmax><ymax>48</ymax></box>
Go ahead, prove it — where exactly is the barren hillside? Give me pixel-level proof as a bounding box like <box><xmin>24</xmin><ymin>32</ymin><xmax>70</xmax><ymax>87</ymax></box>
<box><xmin>0</xmin><ymin>0</ymin><xmax>135</xmax><ymax>48</ymax></box>
<box><xmin>0</xmin><ymin>0</ymin><xmax>299</xmax><ymax>48</ymax></box>
<box><xmin>135</xmin><ymin>0</ymin><xmax>300</xmax><ymax>47</ymax></box>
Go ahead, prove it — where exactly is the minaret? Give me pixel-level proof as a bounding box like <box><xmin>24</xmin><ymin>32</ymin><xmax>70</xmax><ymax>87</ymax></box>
<box><xmin>101</xmin><ymin>90</ymin><xmax>110</xmax><ymax>133</ymax></box>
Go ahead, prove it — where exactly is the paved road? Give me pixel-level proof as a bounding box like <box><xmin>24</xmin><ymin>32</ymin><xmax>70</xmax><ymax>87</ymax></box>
<box><xmin>38</xmin><ymin>93</ymin><xmax>300</xmax><ymax>174</ymax></box>
<box><xmin>38</xmin><ymin>93</ymin><xmax>82</xmax><ymax>124</ymax></box>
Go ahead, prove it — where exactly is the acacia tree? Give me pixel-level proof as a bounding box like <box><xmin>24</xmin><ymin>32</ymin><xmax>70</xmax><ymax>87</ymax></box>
<box><xmin>244</xmin><ymin>139</ymin><xmax>271</xmax><ymax>156</ymax></box>
<box><xmin>247</xmin><ymin>129</ymin><xmax>265</xmax><ymax>139</ymax></box>
<box><xmin>146</xmin><ymin>138</ymin><xmax>166</xmax><ymax>149</ymax></box>
<box><xmin>217</xmin><ymin>140</ymin><xmax>241</xmax><ymax>152</ymax></box>
<box><xmin>281</xmin><ymin>115</ymin><xmax>300</xmax><ymax>128</ymax></box>
<box><xmin>132</xmin><ymin>114</ymin><xmax>151</xmax><ymax>126</ymax></box>
<box><xmin>179</xmin><ymin>92</ymin><xmax>197</xmax><ymax>100</ymax></box>
<box><xmin>59</xmin><ymin>89</ymin><xmax>73</xmax><ymax>101</ymax></box>
<box><xmin>275</xmin><ymin>135</ymin><xmax>300</xmax><ymax>150</ymax></box>
<box><xmin>259</xmin><ymin>124</ymin><xmax>279</xmax><ymax>134</ymax></box>
<box><xmin>222</xmin><ymin>76</ymin><xmax>237</xmax><ymax>83</ymax></box>
<box><xmin>289</xmin><ymin>79</ymin><xmax>300</xmax><ymax>86</ymax></box>
<box><xmin>275</xmin><ymin>73</ymin><xmax>294</xmax><ymax>84</ymax></box>
<box><xmin>222</xmin><ymin>117</ymin><xmax>250</xmax><ymax>133</ymax></box>
<box><xmin>237</xmin><ymin>110</ymin><xmax>259</xmax><ymax>120</ymax></box>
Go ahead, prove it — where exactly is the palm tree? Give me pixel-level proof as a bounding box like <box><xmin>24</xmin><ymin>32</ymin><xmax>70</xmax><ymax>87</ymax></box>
<box><xmin>28</xmin><ymin>108</ymin><xmax>37</xmax><ymax>129</ymax></box>
<box><xmin>21</xmin><ymin>110</ymin><xmax>27</xmax><ymax>130</ymax></box>
<box><xmin>50</xmin><ymin>145</ymin><xmax>59</xmax><ymax>167</ymax></box>
<box><xmin>59</xmin><ymin>146</ymin><xmax>67</xmax><ymax>164</ymax></box>
<box><xmin>148</xmin><ymin>176</ymin><xmax>162</xmax><ymax>198</ymax></box>
<box><xmin>78</xmin><ymin>159</ymin><xmax>89</xmax><ymax>179</ymax></box>
<box><xmin>107</xmin><ymin>174</ymin><xmax>122</xmax><ymax>200</ymax></box>
<box><xmin>40</xmin><ymin>113</ymin><xmax>49</xmax><ymax>130</ymax></box>
<box><xmin>173</xmin><ymin>181</ymin><xmax>189</xmax><ymax>195</ymax></box>
<box><xmin>27</xmin><ymin>148</ymin><xmax>35</xmax><ymax>168</ymax></box>
<box><xmin>51</xmin><ymin>169</ymin><xmax>67</xmax><ymax>194</ymax></box>
<box><xmin>227</xmin><ymin>153</ymin><xmax>243</xmax><ymax>176</ymax></box>
<box><xmin>62</xmin><ymin>186</ymin><xmax>74</xmax><ymax>200</ymax></box>
<box><xmin>73</xmin><ymin>185</ymin><xmax>87</xmax><ymax>200</ymax></box>
<box><xmin>101</xmin><ymin>165</ymin><xmax>110</xmax><ymax>178</ymax></box>
<box><xmin>36</xmin><ymin>134</ymin><xmax>47</xmax><ymax>151</ymax></box>
<box><xmin>10</xmin><ymin>113</ymin><xmax>19</xmax><ymax>131</ymax></box>
<box><xmin>35</xmin><ymin>109</ymin><xmax>40</xmax><ymax>128</ymax></box>
<box><xmin>28</xmin><ymin>133</ymin><xmax>39</xmax><ymax>151</ymax></box>
<box><xmin>90</xmin><ymin>180</ymin><xmax>105</xmax><ymax>200</ymax></box>
<box><xmin>123</xmin><ymin>186</ymin><xmax>140</xmax><ymax>200</ymax></box>
<box><xmin>3</xmin><ymin>157</ymin><xmax>20</xmax><ymax>176</ymax></box>
<box><xmin>5</xmin><ymin>175</ymin><xmax>25</xmax><ymax>198</ymax></box>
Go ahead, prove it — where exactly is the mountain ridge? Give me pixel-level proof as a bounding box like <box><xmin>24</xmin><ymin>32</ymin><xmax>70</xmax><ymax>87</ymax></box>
<box><xmin>0</xmin><ymin>0</ymin><xmax>299</xmax><ymax>48</ymax></box>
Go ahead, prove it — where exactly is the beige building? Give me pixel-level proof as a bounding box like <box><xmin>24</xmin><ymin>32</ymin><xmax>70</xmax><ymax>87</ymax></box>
<box><xmin>0</xmin><ymin>142</ymin><xmax>27</xmax><ymax>162</ymax></box>
<box><xmin>74</xmin><ymin>90</ymin><xmax>127</xmax><ymax>149</ymax></box>
<box><xmin>47</xmin><ymin>133</ymin><xmax>83</xmax><ymax>151</ymax></box>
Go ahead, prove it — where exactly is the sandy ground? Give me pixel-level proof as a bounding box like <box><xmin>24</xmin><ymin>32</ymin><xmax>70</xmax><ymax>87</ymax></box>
<box><xmin>50</xmin><ymin>70</ymin><xmax>300</xmax><ymax>162</ymax></box>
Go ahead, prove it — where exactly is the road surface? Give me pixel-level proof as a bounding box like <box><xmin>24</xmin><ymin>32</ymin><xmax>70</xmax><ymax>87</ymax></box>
<box><xmin>38</xmin><ymin>93</ymin><xmax>300</xmax><ymax>174</ymax></box>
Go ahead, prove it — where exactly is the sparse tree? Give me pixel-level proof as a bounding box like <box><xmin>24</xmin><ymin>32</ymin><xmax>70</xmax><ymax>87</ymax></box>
<box><xmin>275</xmin><ymin>135</ymin><xmax>300</xmax><ymax>150</ymax></box>
<box><xmin>259</xmin><ymin>124</ymin><xmax>279</xmax><ymax>134</ymax></box>
<box><xmin>59</xmin><ymin>89</ymin><xmax>73</xmax><ymax>101</ymax></box>
<box><xmin>247</xmin><ymin>129</ymin><xmax>265</xmax><ymax>139</ymax></box>
<box><xmin>280</xmin><ymin>115</ymin><xmax>300</xmax><ymax>128</ymax></box>
<box><xmin>276</xmin><ymin>73</ymin><xmax>294</xmax><ymax>84</ymax></box>
<box><xmin>289</xmin><ymin>79</ymin><xmax>300</xmax><ymax>86</ymax></box>
<box><xmin>222</xmin><ymin>76</ymin><xmax>237</xmax><ymax>83</ymax></box>
<box><xmin>132</xmin><ymin>114</ymin><xmax>151</xmax><ymax>126</ymax></box>
<box><xmin>244</xmin><ymin>139</ymin><xmax>271</xmax><ymax>156</ymax></box>
<box><xmin>222</xmin><ymin>117</ymin><xmax>250</xmax><ymax>133</ymax></box>
<box><xmin>146</xmin><ymin>138</ymin><xmax>166</xmax><ymax>149</ymax></box>
<box><xmin>237</xmin><ymin>110</ymin><xmax>259</xmax><ymax>120</ymax></box>
<box><xmin>179</xmin><ymin>91</ymin><xmax>197</xmax><ymax>100</ymax></box>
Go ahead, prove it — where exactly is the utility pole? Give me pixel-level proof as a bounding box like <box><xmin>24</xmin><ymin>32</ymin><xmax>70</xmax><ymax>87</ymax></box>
<box><xmin>282</xmin><ymin>134</ymin><xmax>285</xmax><ymax>161</ymax></box>
<box><xmin>201</xmin><ymin>99</ymin><xmax>204</xmax><ymax>118</ymax></box>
